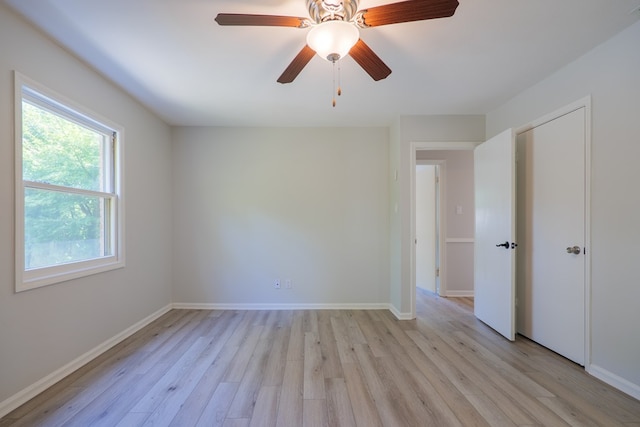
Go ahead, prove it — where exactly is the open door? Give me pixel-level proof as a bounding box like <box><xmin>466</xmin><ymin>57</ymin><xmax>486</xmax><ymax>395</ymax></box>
<box><xmin>474</xmin><ymin>129</ymin><xmax>516</xmax><ymax>341</ymax></box>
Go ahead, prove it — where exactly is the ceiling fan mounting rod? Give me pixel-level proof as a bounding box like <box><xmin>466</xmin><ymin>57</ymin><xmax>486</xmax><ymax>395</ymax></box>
<box><xmin>307</xmin><ymin>0</ymin><xmax>359</xmax><ymax>23</ymax></box>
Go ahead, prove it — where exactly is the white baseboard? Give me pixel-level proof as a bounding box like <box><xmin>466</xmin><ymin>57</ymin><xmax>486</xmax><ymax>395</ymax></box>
<box><xmin>172</xmin><ymin>302</ymin><xmax>390</xmax><ymax>311</ymax></box>
<box><xmin>174</xmin><ymin>302</ymin><xmax>416</xmax><ymax>320</ymax></box>
<box><xmin>388</xmin><ymin>304</ymin><xmax>414</xmax><ymax>320</ymax></box>
<box><xmin>444</xmin><ymin>290</ymin><xmax>474</xmax><ymax>297</ymax></box>
<box><xmin>175</xmin><ymin>301</ymin><xmax>416</xmax><ymax>321</ymax></box>
<box><xmin>0</xmin><ymin>304</ymin><xmax>172</xmax><ymax>419</ymax></box>
<box><xmin>587</xmin><ymin>363</ymin><xmax>640</xmax><ymax>401</ymax></box>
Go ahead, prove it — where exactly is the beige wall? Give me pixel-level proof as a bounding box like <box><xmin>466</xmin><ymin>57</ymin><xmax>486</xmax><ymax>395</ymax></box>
<box><xmin>0</xmin><ymin>4</ymin><xmax>174</xmax><ymax>409</ymax></box>
<box><xmin>171</xmin><ymin>127</ymin><xmax>390</xmax><ymax>306</ymax></box>
<box><xmin>487</xmin><ymin>21</ymin><xmax>640</xmax><ymax>397</ymax></box>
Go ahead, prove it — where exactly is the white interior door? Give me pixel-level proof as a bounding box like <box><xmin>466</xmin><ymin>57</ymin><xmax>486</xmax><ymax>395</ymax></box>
<box><xmin>434</xmin><ymin>165</ymin><xmax>441</xmax><ymax>295</ymax></box>
<box><xmin>516</xmin><ymin>108</ymin><xmax>586</xmax><ymax>365</ymax></box>
<box><xmin>474</xmin><ymin>129</ymin><xmax>516</xmax><ymax>341</ymax></box>
<box><xmin>416</xmin><ymin>165</ymin><xmax>437</xmax><ymax>293</ymax></box>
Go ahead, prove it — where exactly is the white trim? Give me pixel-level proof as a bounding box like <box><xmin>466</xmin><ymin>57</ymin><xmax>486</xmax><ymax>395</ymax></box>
<box><xmin>171</xmin><ymin>302</ymin><xmax>391</xmax><ymax>311</ymax></box>
<box><xmin>515</xmin><ymin>95</ymin><xmax>592</xmax><ymax>371</ymax></box>
<box><xmin>388</xmin><ymin>304</ymin><xmax>414</xmax><ymax>320</ymax></box>
<box><xmin>409</xmin><ymin>141</ymin><xmax>480</xmax><ymax>319</ymax></box>
<box><xmin>445</xmin><ymin>238</ymin><xmax>474</xmax><ymax>243</ymax></box>
<box><xmin>0</xmin><ymin>304</ymin><xmax>172</xmax><ymax>419</ymax></box>
<box><xmin>514</xmin><ymin>97</ymin><xmax>591</xmax><ymax>135</ymax></box>
<box><xmin>444</xmin><ymin>290</ymin><xmax>474</xmax><ymax>297</ymax></box>
<box><xmin>587</xmin><ymin>364</ymin><xmax>640</xmax><ymax>401</ymax></box>
<box><xmin>173</xmin><ymin>303</ymin><xmax>410</xmax><ymax>320</ymax></box>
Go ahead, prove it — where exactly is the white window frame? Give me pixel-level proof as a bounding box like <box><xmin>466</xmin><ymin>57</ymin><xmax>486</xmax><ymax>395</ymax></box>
<box><xmin>14</xmin><ymin>72</ymin><xmax>125</xmax><ymax>292</ymax></box>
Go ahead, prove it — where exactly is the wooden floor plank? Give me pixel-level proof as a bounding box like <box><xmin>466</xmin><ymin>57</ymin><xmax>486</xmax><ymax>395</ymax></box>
<box><xmin>275</xmin><ymin>359</ymin><xmax>303</xmax><ymax>427</ymax></box>
<box><xmin>325</xmin><ymin>378</ymin><xmax>357</xmax><ymax>427</ymax></box>
<box><xmin>169</xmin><ymin>339</ymin><xmax>242</xmax><ymax>426</ymax></box>
<box><xmin>303</xmin><ymin>399</ymin><xmax>328</xmax><ymax>427</ymax></box>
<box><xmin>316</xmin><ymin>310</ymin><xmax>343</xmax><ymax>379</ymax></box>
<box><xmin>407</xmin><ymin>328</ymin><xmax>535</xmax><ymax>425</ymax></box>
<box><xmin>403</xmin><ymin>343</ymin><xmax>491</xmax><ymax>427</ymax></box>
<box><xmin>223</xmin><ymin>326</ymin><xmax>264</xmax><ymax>383</ymax></box>
<box><xmin>227</xmin><ymin>324</ymin><xmax>275</xmax><ymax>418</ymax></box>
<box><xmin>376</xmin><ymin>341</ymin><xmax>464</xmax><ymax>427</ymax></box>
<box><xmin>430</xmin><ymin>325</ymin><xmax>566</xmax><ymax>426</ymax></box>
<box><xmin>223</xmin><ymin>419</ymin><xmax>250</xmax><ymax>427</ymax></box>
<box><xmin>531</xmin><ymin>372</ymin><xmax>628</xmax><ymax>427</ymax></box>
<box><xmin>248</xmin><ymin>385</ymin><xmax>280</xmax><ymax>427</ymax></box>
<box><xmin>285</xmin><ymin>311</ymin><xmax>304</xmax><ymax>361</ymax></box>
<box><xmin>195</xmin><ymin>382</ymin><xmax>238</xmax><ymax>427</ymax></box>
<box><xmin>352</xmin><ymin>344</ymin><xmax>413</xmax><ymax>426</ymax></box>
<box><xmin>341</xmin><ymin>362</ymin><xmax>383</xmax><ymax>427</ymax></box>
<box><xmin>352</xmin><ymin>310</ymin><xmax>389</xmax><ymax>358</ymax></box>
<box><xmin>261</xmin><ymin>326</ymin><xmax>290</xmax><ymax>387</ymax></box>
<box><xmin>303</xmin><ymin>332</ymin><xmax>325</xmax><ymax>400</ymax></box>
<box><xmin>130</xmin><ymin>336</ymin><xmax>210</xmax><ymax>414</ymax></box>
<box><xmin>330</xmin><ymin>315</ymin><xmax>358</xmax><ymax>365</ymax></box>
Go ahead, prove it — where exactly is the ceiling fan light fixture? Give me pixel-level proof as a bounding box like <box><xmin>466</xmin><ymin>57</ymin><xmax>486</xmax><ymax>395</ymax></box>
<box><xmin>306</xmin><ymin>20</ymin><xmax>359</xmax><ymax>61</ymax></box>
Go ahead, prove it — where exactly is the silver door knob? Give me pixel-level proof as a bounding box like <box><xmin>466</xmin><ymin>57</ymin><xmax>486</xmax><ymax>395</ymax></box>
<box><xmin>566</xmin><ymin>246</ymin><xmax>581</xmax><ymax>255</ymax></box>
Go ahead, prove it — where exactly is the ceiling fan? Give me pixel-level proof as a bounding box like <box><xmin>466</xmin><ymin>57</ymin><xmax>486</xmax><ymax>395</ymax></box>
<box><xmin>215</xmin><ymin>0</ymin><xmax>459</xmax><ymax>84</ymax></box>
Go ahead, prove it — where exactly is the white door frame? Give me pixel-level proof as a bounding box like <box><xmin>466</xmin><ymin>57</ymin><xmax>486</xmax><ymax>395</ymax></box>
<box><xmin>514</xmin><ymin>96</ymin><xmax>592</xmax><ymax>368</ymax></box>
<box><xmin>409</xmin><ymin>141</ymin><xmax>480</xmax><ymax>319</ymax></box>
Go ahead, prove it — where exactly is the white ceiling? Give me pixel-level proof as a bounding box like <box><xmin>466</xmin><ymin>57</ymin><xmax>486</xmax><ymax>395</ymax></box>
<box><xmin>5</xmin><ymin>0</ymin><xmax>640</xmax><ymax>127</ymax></box>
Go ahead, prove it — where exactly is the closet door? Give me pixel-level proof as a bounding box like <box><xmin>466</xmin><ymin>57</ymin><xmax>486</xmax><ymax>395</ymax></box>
<box><xmin>517</xmin><ymin>107</ymin><xmax>586</xmax><ymax>365</ymax></box>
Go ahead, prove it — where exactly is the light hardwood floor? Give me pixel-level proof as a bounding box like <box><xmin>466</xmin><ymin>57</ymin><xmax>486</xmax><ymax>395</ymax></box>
<box><xmin>2</xmin><ymin>291</ymin><xmax>639</xmax><ymax>426</ymax></box>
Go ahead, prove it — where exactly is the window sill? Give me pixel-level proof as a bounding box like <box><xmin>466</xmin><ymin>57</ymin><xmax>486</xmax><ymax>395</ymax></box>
<box><xmin>17</xmin><ymin>257</ymin><xmax>125</xmax><ymax>292</ymax></box>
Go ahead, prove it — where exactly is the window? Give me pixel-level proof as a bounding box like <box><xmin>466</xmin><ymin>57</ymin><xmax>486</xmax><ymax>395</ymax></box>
<box><xmin>15</xmin><ymin>72</ymin><xmax>124</xmax><ymax>291</ymax></box>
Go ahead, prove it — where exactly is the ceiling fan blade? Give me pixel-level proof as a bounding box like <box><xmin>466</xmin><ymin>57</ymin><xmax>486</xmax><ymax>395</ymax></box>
<box><xmin>358</xmin><ymin>0</ymin><xmax>459</xmax><ymax>27</ymax></box>
<box><xmin>215</xmin><ymin>13</ymin><xmax>309</xmax><ymax>28</ymax></box>
<box><xmin>277</xmin><ymin>45</ymin><xmax>316</xmax><ymax>84</ymax></box>
<box><xmin>349</xmin><ymin>39</ymin><xmax>392</xmax><ymax>81</ymax></box>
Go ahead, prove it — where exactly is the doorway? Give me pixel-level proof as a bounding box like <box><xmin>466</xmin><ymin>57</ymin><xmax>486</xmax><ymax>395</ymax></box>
<box><xmin>409</xmin><ymin>141</ymin><xmax>478</xmax><ymax>318</ymax></box>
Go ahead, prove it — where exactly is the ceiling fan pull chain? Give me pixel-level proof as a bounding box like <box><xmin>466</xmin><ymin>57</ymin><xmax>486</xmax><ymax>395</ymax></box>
<box><xmin>332</xmin><ymin>59</ymin><xmax>337</xmax><ymax>107</ymax></box>
<box><xmin>337</xmin><ymin>59</ymin><xmax>342</xmax><ymax>97</ymax></box>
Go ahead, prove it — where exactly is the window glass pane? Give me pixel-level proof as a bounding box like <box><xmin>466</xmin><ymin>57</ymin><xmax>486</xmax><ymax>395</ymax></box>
<box><xmin>24</xmin><ymin>187</ymin><xmax>109</xmax><ymax>269</ymax></box>
<box><xmin>22</xmin><ymin>100</ymin><xmax>105</xmax><ymax>192</ymax></box>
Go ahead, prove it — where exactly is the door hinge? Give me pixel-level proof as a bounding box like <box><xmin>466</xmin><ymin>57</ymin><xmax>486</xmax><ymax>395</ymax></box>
<box><xmin>436</xmin><ymin>268</ymin><xmax>440</xmax><ymax>277</ymax></box>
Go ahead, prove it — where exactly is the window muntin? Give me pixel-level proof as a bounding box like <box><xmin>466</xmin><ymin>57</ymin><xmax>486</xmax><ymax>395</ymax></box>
<box><xmin>15</xmin><ymin>73</ymin><xmax>124</xmax><ymax>291</ymax></box>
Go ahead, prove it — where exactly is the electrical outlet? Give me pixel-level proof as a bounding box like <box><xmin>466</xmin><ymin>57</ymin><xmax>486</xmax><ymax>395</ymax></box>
<box><xmin>274</xmin><ymin>279</ymin><xmax>281</xmax><ymax>289</ymax></box>
<box><xmin>285</xmin><ymin>279</ymin><xmax>292</xmax><ymax>289</ymax></box>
